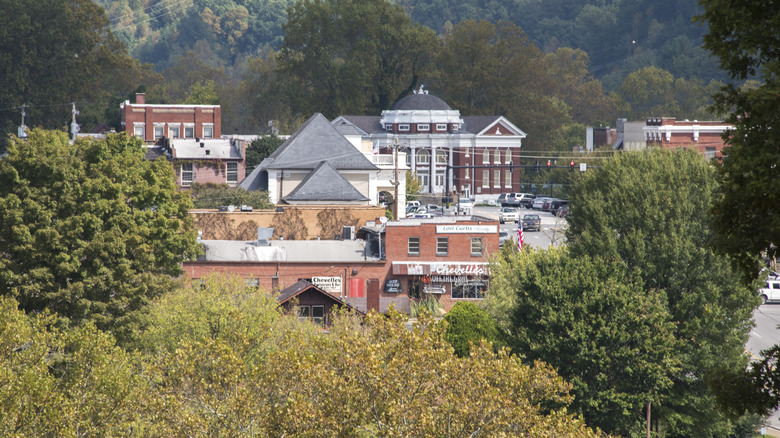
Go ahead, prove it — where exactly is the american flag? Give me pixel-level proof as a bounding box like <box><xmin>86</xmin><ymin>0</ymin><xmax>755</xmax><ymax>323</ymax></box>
<box><xmin>517</xmin><ymin>220</ymin><xmax>524</xmax><ymax>251</ymax></box>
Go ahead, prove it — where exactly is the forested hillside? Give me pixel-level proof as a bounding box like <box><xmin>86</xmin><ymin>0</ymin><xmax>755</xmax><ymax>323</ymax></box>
<box><xmin>97</xmin><ymin>0</ymin><xmax>728</xmax><ymax>88</ymax></box>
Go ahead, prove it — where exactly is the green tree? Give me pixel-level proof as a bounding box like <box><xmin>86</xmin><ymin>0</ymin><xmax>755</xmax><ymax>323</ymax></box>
<box><xmin>697</xmin><ymin>0</ymin><xmax>780</xmax><ymax>281</ymax></box>
<box><xmin>443</xmin><ymin>301</ymin><xmax>506</xmax><ymax>357</ymax></box>
<box><xmin>0</xmin><ymin>130</ymin><xmax>201</xmax><ymax>343</ymax></box>
<box><xmin>189</xmin><ymin>182</ymin><xmax>273</xmax><ymax>209</ymax></box>
<box><xmin>405</xmin><ymin>171</ymin><xmax>423</xmax><ymax>201</ymax></box>
<box><xmin>278</xmin><ymin>0</ymin><xmax>438</xmax><ymax>118</ymax></box>
<box><xmin>486</xmin><ymin>247</ymin><xmax>678</xmax><ymax>435</ymax></box>
<box><xmin>245</xmin><ymin>134</ymin><xmax>285</xmax><ymax>169</ymax></box>
<box><xmin>0</xmin><ymin>0</ymin><xmax>157</xmax><ymax>144</ymax></box>
<box><xmin>565</xmin><ymin>149</ymin><xmax>756</xmax><ymax>436</ymax></box>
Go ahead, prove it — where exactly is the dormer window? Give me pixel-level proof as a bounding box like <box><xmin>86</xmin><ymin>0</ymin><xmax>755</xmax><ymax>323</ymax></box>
<box><xmin>399</xmin><ymin>124</ymin><xmax>410</xmax><ymax>131</ymax></box>
<box><xmin>436</xmin><ymin>123</ymin><xmax>447</xmax><ymax>131</ymax></box>
<box><xmin>385</xmin><ymin>124</ymin><xmax>392</xmax><ymax>130</ymax></box>
<box><xmin>417</xmin><ymin>124</ymin><xmax>430</xmax><ymax>131</ymax></box>
<box><xmin>452</xmin><ymin>123</ymin><xmax>460</xmax><ymax>130</ymax></box>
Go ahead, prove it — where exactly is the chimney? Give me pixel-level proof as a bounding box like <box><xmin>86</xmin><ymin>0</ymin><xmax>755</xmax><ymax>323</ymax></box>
<box><xmin>135</xmin><ymin>93</ymin><xmax>146</xmax><ymax>104</ymax></box>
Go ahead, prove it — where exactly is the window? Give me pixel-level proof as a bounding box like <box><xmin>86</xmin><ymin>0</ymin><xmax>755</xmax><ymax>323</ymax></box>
<box><xmin>505</xmin><ymin>148</ymin><xmax>512</xmax><ymax>163</ymax></box>
<box><xmin>435</xmin><ymin>169</ymin><xmax>445</xmax><ymax>187</ymax></box>
<box><xmin>493</xmin><ymin>169</ymin><xmax>501</xmax><ymax>187</ymax></box>
<box><xmin>437</xmin><ymin>237</ymin><xmax>448</xmax><ymax>255</ymax></box>
<box><xmin>184</xmin><ymin>124</ymin><xmax>195</xmax><ymax>138</ymax></box>
<box><xmin>419</xmin><ymin>173</ymin><xmax>429</xmax><ymax>188</ymax></box>
<box><xmin>153</xmin><ymin>124</ymin><xmax>164</xmax><ymax>139</ymax></box>
<box><xmin>298</xmin><ymin>306</ymin><xmax>310</xmax><ymax>321</ymax></box>
<box><xmin>245</xmin><ymin>278</ymin><xmax>259</xmax><ymax>288</ymax></box>
<box><xmin>435</xmin><ymin>150</ymin><xmax>447</xmax><ymax>164</ymax></box>
<box><xmin>482</xmin><ymin>149</ymin><xmax>490</xmax><ymax>164</ymax></box>
<box><xmin>452</xmin><ymin>281</ymin><xmax>487</xmax><ymax>299</ymax></box>
<box><xmin>385</xmin><ymin>124</ymin><xmax>392</xmax><ymax>130</ymax></box>
<box><xmin>436</xmin><ymin>123</ymin><xmax>447</xmax><ymax>131</ymax></box>
<box><xmin>169</xmin><ymin>125</ymin><xmax>181</xmax><ymax>139</ymax></box>
<box><xmin>181</xmin><ymin>163</ymin><xmax>194</xmax><ymax>186</ymax></box>
<box><xmin>133</xmin><ymin>124</ymin><xmax>145</xmax><ymax>138</ymax></box>
<box><xmin>417</xmin><ymin>150</ymin><xmax>430</xmax><ymax>164</ymax></box>
<box><xmin>408</xmin><ymin>278</ymin><xmax>422</xmax><ymax>299</ymax></box>
<box><xmin>464</xmin><ymin>168</ymin><xmax>470</xmax><ymax>179</ymax></box>
<box><xmin>705</xmin><ymin>147</ymin><xmax>716</xmax><ymax>160</ymax></box>
<box><xmin>226</xmin><ymin>162</ymin><xmax>238</xmax><ymax>183</ymax></box>
<box><xmin>482</xmin><ymin>170</ymin><xmax>489</xmax><ymax>187</ymax></box>
<box><xmin>452</xmin><ymin>123</ymin><xmax>460</xmax><ymax>130</ymax></box>
<box><xmin>399</xmin><ymin>124</ymin><xmax>410</xmax><ymax>131</ymax></box>
<box><xmin>312</xmin><ymin>305</ymin><xmax>325</xmax><ymax>325</ymax></box>
<box><xmin>203</xmin><ymin>124</ymin><xmax>214</xmax><ymax>138</ymax></box>
<box><xmin>505</xmin><ymin>169</ymin><xmax>512</xmax><ymax>187</ymax></box>
<box><xmin>408</xmin><ymin>237</ymin><xmax>420</xmax><ymax>255</ymax></box>
<box><xmin>417</xmin><ymin>124</ymin><xmax>430</xmax><ymax>131</ymax></box>
<box><xmin>493</xmin><ymin>149</ymin><xmax>501</xmax><ymax>164</ymax></box>
<box><xmin>471</xmin><ymin>237</ymin><xmax>483</xmax><ymax>255</ymax></box>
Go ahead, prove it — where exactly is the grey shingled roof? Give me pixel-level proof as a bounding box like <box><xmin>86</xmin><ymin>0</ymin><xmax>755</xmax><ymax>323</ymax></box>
<box><xmin>283</xmin><ymin>161</ymin><xmax>369</xmax><ymax>202</ymax></box>
<box><xmin>277</xmin><ymin>280</ymin><xmax>365</xmax><ymax>315</ymax></box>
<box><xmin>391</xmin><ymin>93</ymin><xmax>452</xmax><ymax>110</ymax></box>
<box><xmin>462</xmin><ymin>116</ymin><xmax>502</xmax><ymax>134</ymax></box>
<box><xmin>334</xmin><ymin>115</ymin><xmax>383</xmax><ymax>135</ymax></box>
<box><xmin>263</xmin><ymin>113</ymin><xmax>378</xmax><ymax>170</ymax></box>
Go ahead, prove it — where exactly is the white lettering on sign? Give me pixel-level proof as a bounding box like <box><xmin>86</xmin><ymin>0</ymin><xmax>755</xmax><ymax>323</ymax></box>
<box><xmin>312</xmin><ymin>276</ymin><xmax>342</xmax><ymax>293</ymax></box>
<box><xmin>436</xmin><ymin>225</ymin><xmax>497</xmax><ymax>234</ymax></box>
<box><xmin>407</xmin><ymin>264</ymin><xmax>425</xmax><ymax>275</ymax></box>
<box><xmin>430</xmin><ymin>264</ymin><xmax>489</xmax><ymax>276</ymax></box>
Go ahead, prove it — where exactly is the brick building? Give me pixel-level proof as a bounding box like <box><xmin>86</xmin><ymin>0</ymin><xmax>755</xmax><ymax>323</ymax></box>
<box><xmin>644</xmin><ymin>117</ymin><xmax>732</xmax><ymax>159</ymax></box>
<box><xmin>182</xmin><ymin>215</ymin><xmax>499</xmax><ymax>314</ymax></box>
<box><xmin>120</xmin><ymin>93</ymin><xmax>221</xmax><ymax>143</ymax></box>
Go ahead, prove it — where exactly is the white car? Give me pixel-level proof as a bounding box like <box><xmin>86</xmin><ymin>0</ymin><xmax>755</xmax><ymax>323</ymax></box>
<box><xmin>457</xmin><ymin>198</ymin><xmax>475</xmax><ymax>214</ymax></box>
<box><xmin>759</xmin><ymin>279</ymin><xmax>780</xmax><ymax>304</ymax></box>
<box><xmin>499</xmin><ymin>207</ymin><xmax>519</xmax><ymax>224</ymax></box>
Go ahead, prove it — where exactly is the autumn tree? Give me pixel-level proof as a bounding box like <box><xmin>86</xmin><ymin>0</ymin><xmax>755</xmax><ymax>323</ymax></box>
<box><xmin>0</xmin><ymin>130</ymin><xmax>201</xmax><ymax>343</ymax></box>
<box><xmin>565</xmin><ymin>149</ymin><xmax>755</xmax><ymax>436</ymax></box>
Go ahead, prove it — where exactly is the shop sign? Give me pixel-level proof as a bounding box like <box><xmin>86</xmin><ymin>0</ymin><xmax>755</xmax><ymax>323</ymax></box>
<box><xmin>431</xmin><ymin>275</ymin><xmax>487</xmax><ymax>283</ymax></box>
<box><xmin>436</xmin><ymin>225</ymin><xmax>497</xmax><ymax>234</ymax></box>
<box><xmin>431</xmin><ymin>263</ymin><xmax>489</xmax><ymax>276</ymax></box>
<box><xmin>384</xmin><ymin>278</ymin><xmax>402</xmax><ymax>293</ymax></box>
<box><xmin>312</xmin><ymin>276</ymin><xmax>342</xmax><ymax>293</ymax></box>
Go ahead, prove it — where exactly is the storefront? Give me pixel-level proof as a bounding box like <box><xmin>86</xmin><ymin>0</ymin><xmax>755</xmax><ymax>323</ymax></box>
<box><xmin>391</xmin><ymin>262</ymin><xmax>490</xmax><ymax>307</ymax></box>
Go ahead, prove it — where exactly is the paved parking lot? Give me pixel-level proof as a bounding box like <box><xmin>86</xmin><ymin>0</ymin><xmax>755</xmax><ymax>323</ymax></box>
<box><xmin>472</xmin><ymin>205</ymin><xmax>566</xmax><ymax>250</ymax></box>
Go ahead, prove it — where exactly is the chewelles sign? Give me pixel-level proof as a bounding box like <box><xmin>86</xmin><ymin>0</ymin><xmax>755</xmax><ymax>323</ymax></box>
<box><xmin>391</xmin><ymin>262</ymin><xmax>490</xmax><ymax>277</ymax></box>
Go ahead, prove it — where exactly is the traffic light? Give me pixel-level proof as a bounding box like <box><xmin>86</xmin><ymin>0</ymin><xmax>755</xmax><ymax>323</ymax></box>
<box><xmin>570</xmin><ymin>160</ymin><xmax>575</xmax><ymax>172</ymax></box>
<box><xmin>546</xmin><ymin>159</ymin><xmax>551</xmax><ymax>171</ymax></box>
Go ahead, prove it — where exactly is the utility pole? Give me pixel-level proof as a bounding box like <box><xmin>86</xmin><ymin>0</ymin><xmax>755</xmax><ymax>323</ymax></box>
<box><xmin>70</xmin><ymin>102</ymin><xmax>79</xmax><ymax>142</ymax></box>
<box><xmin>18</xmin><ymin>104</ymin><xmax>27</xmax><ymax>138</ymax></box>
<box><xmin>392</xmin><ymin>137</ymin><xmax>400</xmax><ymax>220</ymax></box>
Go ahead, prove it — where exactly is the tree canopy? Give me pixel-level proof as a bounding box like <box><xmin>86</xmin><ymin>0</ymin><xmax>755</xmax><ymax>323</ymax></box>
<box><xmin>0</xmin><ymin>130</ymin><xmax>201</xmax><ymax>342</ymax></box>
<box><xmin>564</xmin><ymin>149</ymin><xmax>755</xmax><ymax>436</ymax></box>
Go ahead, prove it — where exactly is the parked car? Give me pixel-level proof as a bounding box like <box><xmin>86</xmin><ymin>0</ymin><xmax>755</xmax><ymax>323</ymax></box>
<box><xmin>496</xmin><ymin>193</ymin><xmax>508</xmax><ymax>206</ymax></box>
<box><xmin>426</xmin><ymin>204</ymin><xmax>443</xmax><ymax>215</ymax></box>
<box><xmin>522</xmin><ymin>214</ymin><xmax>541</xmax><ymax>231</ymax></box>
<box><xmin>549</xmin><ymin>198</ymin><xmax>568</xmax><ymax>212</ymax></box>
<box><xmin>532</xmin><ymin>197</ymin><xmax>551</xmax><ymax>210</ymax></box>
<box><xmin>759</xmin><ymin>279</ymin><xmax>780</xmax><ymax>304</ymax></box>
<box><xmin>458</xmin><ymin>198</ymin><xmax>475</xmax><ymax>214</ymax></box>
<box><xmin>502</xmin><ymin>193</ymin><xmax>521</xmax><ymax>207</ymax></box>
<box><xmin>556</xmin><ymin>204</ymin><xmax>569</xmax><ymax>217</ymax></box>
<box><xmin>518</xmin><ymin>193</ymin><xmax>536</xmax><ymax>208</ymax></box>
<box><xmin>498</xmin><ymin>230</ymin><xmax>510</xmax><ymax>248</ymax></box>
<box><xmin>499</xmin><ymin>207</ymin><xmax>519</xmax><ymax>224</ymax></box>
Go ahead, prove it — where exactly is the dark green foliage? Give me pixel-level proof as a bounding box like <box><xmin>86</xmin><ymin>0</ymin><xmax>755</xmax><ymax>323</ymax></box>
<box><xmin>490</xmin><ymin>248</ymin><xmax>678</xmax><ymax>436</ymax></box>
<box><xmin>443</xmin><ymin>301</ymin><xmax>506</xmax><ymax>357</ymax></box>
<box><xmin>189</xmin><ymin>182</ymin><xmax>272</xmax><ymax>209</ymax></box>
<box><xmin>565</xmin><ymin>149</ymin><xmax>756</xmax><ymax>436</ymax></box>
<box><xmin>246</xmin><ymin>135</ymin><xmax>285</xmax><ymax>169</ymax></box>
<box><xmin>0</xmin><ymin>130</ymin><xmax>201</xmax><ymax>343</ymax></box>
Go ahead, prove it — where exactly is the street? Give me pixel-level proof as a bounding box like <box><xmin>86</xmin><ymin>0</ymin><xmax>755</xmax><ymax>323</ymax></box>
<box><xmin>471</xmin><ymin>204</ymin><xmax>567</xmax><ymax>250</ymax></box>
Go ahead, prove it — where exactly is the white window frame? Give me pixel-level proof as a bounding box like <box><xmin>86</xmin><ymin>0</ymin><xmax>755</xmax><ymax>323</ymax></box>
<box><xmin>493</xmin><ymin>169</ymin><xmax>501</xmax><ymax>188</ymax></box>
<box><xmin>133</xmin><ymin>123</ymin><xmax>145</xmax><ymax>139</ymax></box>
<box><xmin>417</xmin><ymin>150</ymin><xmax>430</xmax><ymax>164</ymax></box>
<box><xmin>493</xmin><ymin>149</ymin><xmax>501</xmax><ymax>164</ymax></box>
<box><xmin>417</xmin><ymin>123</ymin><xmax>430</xmax><ymax>131</ymax></box>
<box><xmin>471</xmin><ymin>237</ymin><xmax>483</xmax><ymax>256</ymax></box>
<box><xmin>169</xmin><ymin>124</ymin><xmax>181</xmax><ymax>139</ymax></box>
<box><xmin>408</xmin><ymin>237</ymin><xmax>420</xmax><ymax>255</ymax></box>
<box><xmin>705</xmin><ymin>147</ymin><xmax>716</xmax><ymax>160</ymax></box>
<box><xmin>398</xmin><ymin>124</ymin><xmax>410</xmax><ymax>132</ymax></box>
<box><xmin>482</xmin><ymin>149</ymin><xmax>490</xmax><ymax>164</ymax></box>
<box><xmin>226</xmin><ymin>162</ymin><xmax>238</xmax><ymax>184</ymax></box>
<box><xmin>419</xmin><ymin>173</ymin><xmax>429</xmax><ymax>188</ymax></box>
<box><xmin>298</xmin><ymin>306</ymin><xmax>310</xmax><ymax>321</ymax></box>
<box><xmin>452</xmin><ymin>123</ymin><xmax>460</xmax><ymax>130</ymax></box>
<box><xmin>184</xmin><ymin>124</ymin><xmax>195</xmax><ymax>138</ymax></box>
<box><xmin>153</xmin><ymin>123</ymin><xmax>165</xmax><ymax>139</ymax></box>
<box><xmin>435</xmin><ymin>169</ymin><xmax>445</xmax><ymax>187</ymax></box>
<box><xmin>505</xmin><ymin>169</ymin><xmax>512</xmax><ymax>188</ymax></box>
<box><xmin>181</xmin><ymin>163</ymin><xmax>194</xmax><ymax>187</ymax></box>
<box><xmin>311</xmin><ymin>305</ymin><xmax>325</xmax><ymax>325</ymax></box>
<box><xmin>505</xmin><ymin>148</ymin><xmax>512</xmax><ymax>163</ymax></box>
<box><xmin>435</xmin><ymin>150</ymin><xmax>447</xmax><ymax>164</ymax></box>
<box><xmin>202</xmin><ymin>123</ymin><xmax>214</xmax><ymax>138</ymax></box>
<box><xmin>464</xmin><ymin>168</ymin><xmax>470</xmax><ymax>179</ymax></box>
<box><xmin>482</xmin><ymin>170</ymin><xmax>489</xmax><ymax>188</ymax></box>
<box><xmin>385</xmin><ymin>124</ymin><xmax>393</xmax><ymax>130</ymax></box>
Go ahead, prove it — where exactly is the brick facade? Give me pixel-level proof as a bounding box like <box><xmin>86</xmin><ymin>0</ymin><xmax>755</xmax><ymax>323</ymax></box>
<box><xmin>120</xmin><ymin>93</ymin><xmax>222</xmax><ymax>143</ymax></box>
<box><xmin>644</xmin><ymin>117</ymin><xmax>732</xmax><ymax>159</ymax></box>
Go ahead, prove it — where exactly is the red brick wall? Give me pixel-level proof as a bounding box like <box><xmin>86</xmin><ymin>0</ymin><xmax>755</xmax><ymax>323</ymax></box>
<box><xmin>121</xmin><ymin>102</ymin><xmax>222</xmax><ymax>142</ymax></box>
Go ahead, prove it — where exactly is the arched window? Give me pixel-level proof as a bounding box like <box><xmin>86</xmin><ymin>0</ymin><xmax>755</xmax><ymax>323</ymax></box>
<box><xmin>417</xmin><ymin>150</ymin><xmax>430</xmax><ymax>164</ymax></box>
<box><xmin>505</xmin><ymin>148</ymin><xmax>512</xmax><ymax>163</ymax></box>
<box><xmin>436</xmin><ymin>150</ymin><xmax>447</xmax><ymax>164</ymax></box>
<box><xmin>493</xmin><ymin>149</ymin><xmax>501</xmax><ymax>164</ymax></box>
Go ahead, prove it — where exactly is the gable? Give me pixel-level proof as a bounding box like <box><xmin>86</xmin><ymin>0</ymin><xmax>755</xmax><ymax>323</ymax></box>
<box><xmin>283</xmin><ymin>161</ymin><xmax>369</xmax><ymax>202</ymax></box>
